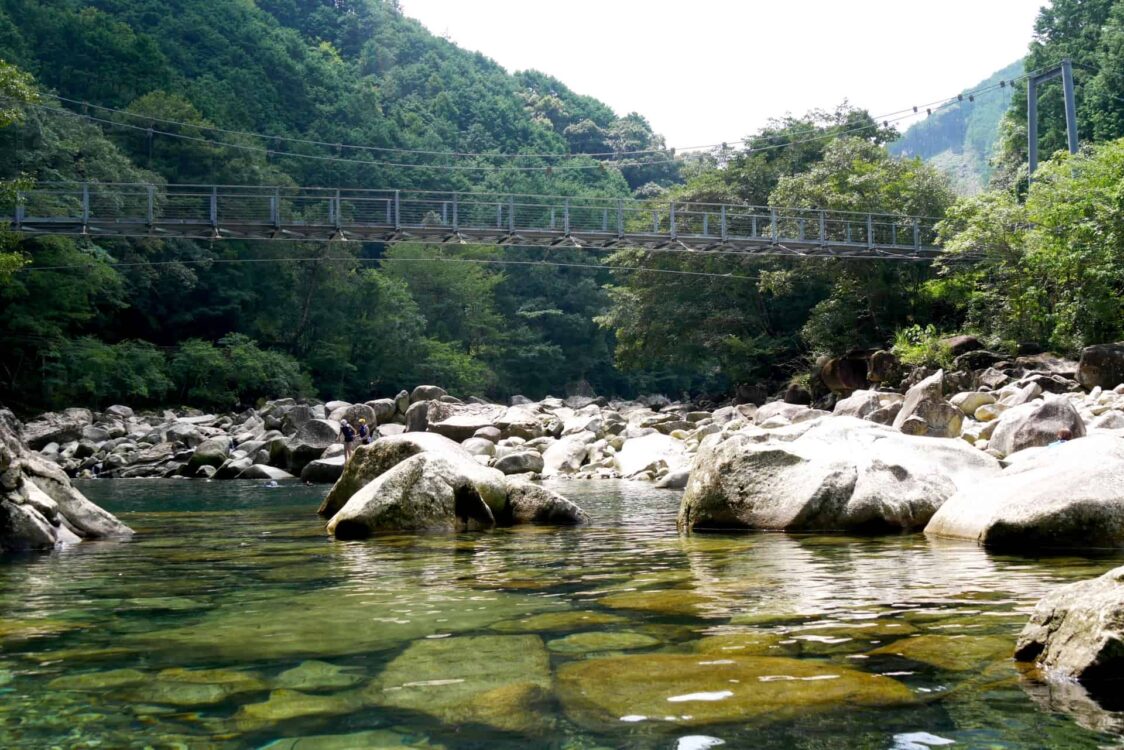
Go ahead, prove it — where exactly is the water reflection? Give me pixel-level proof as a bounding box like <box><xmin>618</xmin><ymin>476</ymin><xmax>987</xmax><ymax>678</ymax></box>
<box><xmin>0</xmin><ymin>478</ymin><xmax>1118</xmax><ymax>749</ymax></box>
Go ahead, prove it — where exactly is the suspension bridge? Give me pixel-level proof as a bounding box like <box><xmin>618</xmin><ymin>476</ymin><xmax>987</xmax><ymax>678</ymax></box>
<box><xmin>7</xmin><ymin>183</ymin><xmax>943</xmax><ymax>260</ymax></box>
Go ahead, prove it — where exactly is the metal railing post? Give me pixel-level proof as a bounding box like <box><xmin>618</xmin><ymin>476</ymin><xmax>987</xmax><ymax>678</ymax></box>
<box><xmin>564</xmin><ymin>198</ymin><xmax>570</xmax><ymax>235</ymax></box>
<box><xmin>770</xmin><ymin>208</ymin><xmax>778</xmax><ymax>243</ymax></box>
<box><xmin>496</xmin><ymin>202</ymin><xmax>502</xmax><ymax>229</ymax></box>
<box><xmin>14</xmin><ymin>189</ymin><xmax>24</xmax><ymax>228</ymax></box>
<box><xmin>452</xmin><ymin>193</ymin><xmax>459</xmax><ymax>232</ymax></box>
<box><xmin>720</xmin><ymin>205</ymin><xmax>728</xmax><ymax>242</ymax></box>
<box><xmin>146</xmin><ymin>185</ymin><xmax>155</xmax><ymax>227</ymax></box>
<box><xmin>271</xmin><ymin>188</ymin><xmax>280</xmax><ymax>230</ymax></box>
<box><xmin>891</xmin><ymin>222</ymin><xmax>897</xmax><ymax>246</ymax></box>
<box><xmin>394</xmin><ymin>190</ymin><xmax>401</xmax><ymax>230</ymax></box>
<box><xmin>81</xmin><ymin>182</ymin><xmax>90</xmax><ymax>229</ymax></box>
<box><xmin>669</xmin><ymin>202</ymin><xmax>677</xmax><ymax>240</ymax></box>
<box><xmin>210</xmin><ymin>186</ymin><xmax>218</xmax><ymax>230</ymax></box>
<box><xmin>819</xmin><ymin>210</ymin><xmax>826</xmax><ymax>245</ymax></box>
<box><xmin>703</xmin><ymin>213</ymin><xmax>709</xmax><ymax>236</ymax></box>
<box><xmin>508</xmin><ymin>195</ymin><xmax>515</xmax><ymax>233</ymax></box>
<box><xmin>866</xmin><ymin>214</ymin><xmax>874</xmax><ymax>249</ymax></box>
<box><xmin>602</xmin><ymin>208</ymin><xmax>609</xmax><ymax>233</ymax></box>
<box><xmin>616</xmin><ymin>200</ymin><xmax>623</xmax><ymax>239</ymax></box>
<box><xmin>334</xmin><ymin>189</ymin><xmax>342</xmax><ymax>231</ymax></box>
<box><xmin>913</xmin><ymin>220</ymin><xmax>921</xmax><ymax>250</ymax></box>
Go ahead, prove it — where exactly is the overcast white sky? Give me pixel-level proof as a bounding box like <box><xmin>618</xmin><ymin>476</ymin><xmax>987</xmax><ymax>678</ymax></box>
<box><xmin>398</xmin><ymin>0</ymin><xmax>1046</xmax><ymax>148</ymax></box>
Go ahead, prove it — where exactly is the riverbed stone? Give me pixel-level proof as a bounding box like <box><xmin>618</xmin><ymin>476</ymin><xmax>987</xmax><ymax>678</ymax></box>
<box><xmin>274</xmin><ymin>660</ymin><xmax>364</xmax><ymax>691</ymax></box>
<box><xmin>490</xmin><ymin>610</ymin><xmax>627</xmax><ymax>633</ymax></box>
<box><xmin>892</xmin><ymin>370</ymin><xmax>962</xmax><ymax>438</ymax></box>
<box><xmin>1015</xmin><ymin>565</ymin><xmax>1124</xmax><ymax>702</ymax></box>
<box><xmin>547</xmin><ymin>631</ymin><xmax>660</xmax><ymax>654</ymax></box>
<box><xmin>366</xmin><ymin>635</ymin><xmax>552</xmax><ymax>734</ymax></box>
<box><xmin>869</xmin><ymin>634</ymin><xmax>1013</xmax><ymax>672</ymax></box>
<box><xmin>281</xmin><ymin>419</ymin><xmax>339</xmax><ymax>474</ymax></box>
<box><xmin>557</xmin><ymin>653</ymin><xmax>916</xmax><ymax>730</ymax></box>
<box><xmin>261</xmin><ymin>729</ymin><xmax>444</xmax><ymax>750</ymax></box>
<box><xmin>238</xmin><ymin>465</ymin><xmax>295</xmax><ymax>481</ymax></box>
<box><xmin>235</xmin><ymin>688</ymin><xmax>365</xmax><ymax>730</ymax></box>
<box><xmin>679</xmin><ymin>417</ymin><xmax>999</xmax><ymax>534</ymax></box>
<box><xmin>49</xmin><ymin>668</ymin><xmax>147</xmax><ymax>691</ymax></box>
<box><xmin>503</xmin><ymin>480</ymin><xmax>589</xmax><ymax>525</ymax></box>
<box><xmin>410</xmin><ymin>385</ymin><xmax>447</xmax><ymax>403</ymax></box>
<box><xmin>616</xmin><ymin>432</ymin><xmax>688</xmax><ymax>478</ymax></box>
<box><xmin>925</xmin><ymin>434</ymin><xmax>1124</xmax><ymax>550</ymax></box>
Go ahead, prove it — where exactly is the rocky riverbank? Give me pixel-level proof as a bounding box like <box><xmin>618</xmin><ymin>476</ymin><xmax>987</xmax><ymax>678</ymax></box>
<box><xmin>0</xmin><ymin>409</ymin><xmax>132</xmax><ymax>552</ymax></box>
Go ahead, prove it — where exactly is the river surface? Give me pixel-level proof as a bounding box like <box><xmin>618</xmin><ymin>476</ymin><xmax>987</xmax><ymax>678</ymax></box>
<box><xmin>1</xmin><ymin>479</ymin><xmax>1122</xmax><ymax>749</ymax></box>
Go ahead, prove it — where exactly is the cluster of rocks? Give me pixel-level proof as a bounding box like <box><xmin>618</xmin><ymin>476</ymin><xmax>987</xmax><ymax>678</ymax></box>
<box><xmin>22</xmin><ymin>387</ymin><xmax>726</xmax><ymax>489</ymax></box>
<box><xmin>318</xmin><ymin>432</ymin><xmax>589</xmax><ymax>537</ymax></box>
<box><xmin>679</xmin><ymin>342</ymin><xmax>1124</xmax><ymax>553</ymax></box>
<box><xmin>0</xmin><ymin>409</ymin><xmax>132</xmax><ymax>552</ymax></box>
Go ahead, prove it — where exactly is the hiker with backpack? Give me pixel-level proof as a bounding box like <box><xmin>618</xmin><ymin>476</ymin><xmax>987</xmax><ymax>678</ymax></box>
<box><xmin>339</xmin><ymin>419</ymin><xmax>357</xmax><ymax>463</ymax></box>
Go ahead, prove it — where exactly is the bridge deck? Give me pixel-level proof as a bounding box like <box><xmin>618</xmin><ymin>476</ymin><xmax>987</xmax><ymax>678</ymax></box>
<box><xmin>8</xmin><ymin>183</ymin><xmax>943</xmax><ymax>260</ymax></box>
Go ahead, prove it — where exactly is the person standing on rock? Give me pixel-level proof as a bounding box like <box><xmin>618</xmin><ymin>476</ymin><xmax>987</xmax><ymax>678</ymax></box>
<box><xmin>358</xmin><ymin>418</ymin><xmax>372</xmax><ymax>446</ymax></box>
<box><xmin>339</xmin><ymin>419</ymin><xmax>357</xmax><ymax>463</ymax></box>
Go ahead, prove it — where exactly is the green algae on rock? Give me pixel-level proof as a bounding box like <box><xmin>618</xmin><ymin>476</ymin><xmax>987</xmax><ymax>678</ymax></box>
<box><xmin>261</xmin><ymin>728</ymin><xmax>446</xmax><ymax>750</ymax></box>
<box><xmin>366</xmin><ymin>635</ymin><xmax>553</xmax><ymax>734</ymax></box>
<box><xmin>490</xmin><ymin>610</ymin><xmax>627</xmax><ymax>633</ymax></box>
<box><xmin>869</xmin><ymin>634</ymin><xmax>1014</xmax><ymax>671</ymax></box>
<box><xmin>234</xmin><ymin>688</ymin><xmax>367</xmax><ymax>730</ymax></box>
<box><xmin>274</xmin><ymin>660</ymin><xmax>364</xmax><ymax>691</ymax></box>
<box><xmin>598</xmin><ymin>589</ymin><xmax>715</xmax><ymax>617</ymax></box>
<box><xmin>557</xmin><ymin>654</ymin><xmax>917</xmax><ymax>730</ymax></box>
<box><xmin>48</xmin><ymin>668</ymin><xmax>147</xmax><ymax>691</ymax></box>
<box><xmin>547</xmin><ymin>631</ymin><xmax>661</xmax><ymax>654</ymax></box>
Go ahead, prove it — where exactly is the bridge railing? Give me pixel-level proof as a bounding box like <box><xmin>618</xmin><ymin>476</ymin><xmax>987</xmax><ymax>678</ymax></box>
<box><xmin>8</xmin><ymin>183</ymin><xmax>941</xmax><ymax>252</ymax></box>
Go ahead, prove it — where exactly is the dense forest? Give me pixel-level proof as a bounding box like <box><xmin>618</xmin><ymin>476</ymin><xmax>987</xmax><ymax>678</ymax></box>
<box><xmin>0</xmin><ymin>0</ymin><xmax>1122</xmax><ymax>413</ymax></box>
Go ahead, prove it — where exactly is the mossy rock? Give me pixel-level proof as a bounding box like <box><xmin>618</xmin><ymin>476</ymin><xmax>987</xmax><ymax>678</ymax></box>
<box><xmin>690</xmin><ymin>631</ymin><xmax>790</xmax><ymax>657</ymax></box>
<box><xmin>0</xmin><ymin>618</ymin><xmax>85</xmax><ymax>641</ymax></box>
<box><xmin>490</xmin><ymin>610</ymin><xmax>627</xmax><ymax>633</ymax></box>
<box><xmin>274</xmin><ymin>660</ymin><xmax>364</xmax><ymax>691</ymax></box>
<box><xmin>547</xmin><ymin>631</ymin><xmax>661</xmax><ymax>654</ymax></box>
<box><xmin>235</xmin><ymin>688</ymin><xmax>366</xmax><ymax>730</ymax></box>
<box><xmin>868</xmin><ymin>635</ymin><xmax>1014</xmax><ymax>672</ymax></box>
<box><xmin>598</xmin><ymin>589</ymin><xmax>714</xmax><ymax>617</ymax></box>
<box><xmin>261</xmin><ymin>729</ymin><xmax>445</xmax><ymax>749</ymax></box>
<box><xmin>366</xmin><ymin>635</ymin><xmax>553</xmax><ymax>733</ymax></box>
<box><xmin>558</xmin><ymin>653</ymin><xmax>916</xmax><ymax>730</ymax></box>
<box><xmin>49</xmin><ymin>668</ymin><xmax>147</xmax><ymax>691</ymax></box>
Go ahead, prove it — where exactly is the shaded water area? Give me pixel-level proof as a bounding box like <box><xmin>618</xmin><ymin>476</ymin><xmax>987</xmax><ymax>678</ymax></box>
<box><xmin>2</xmin><ymin>480</ymin><xmax>1123</xmax><ymax>749</ymax></box>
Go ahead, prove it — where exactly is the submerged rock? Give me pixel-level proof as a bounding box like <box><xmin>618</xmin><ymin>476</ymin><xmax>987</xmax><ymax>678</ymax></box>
<box><xmin>557</xmin><ymin>653</ymin><xmax>915</xmax><ymax>730</ymax></box>
<box><xmin>869</xmin><ymin>634</ymin><xmax>1013</xmax><ymax>671</ymax></box>
<box><xmin>925</xmin><ymin>434</ymin><xmax>1124</xmax><ymax>550</ymax></box>
<box><xmin>546</xmin><ymin>631</ymin><xmax>660</xmax><ymax>654</ymax></box>
<box><xmin>1015</xmin><ymin>565</ymin><xmax>1124</xmax><ymax>703</ymax></box>
<box><xmin>274</xmin><ymin>660</ymin><xmax>363</xmax><ymax>691</ymax></box>
<box><xmin>365</xmin><ymin>635</ymin><xmax>553</xmax><ymax>734</ymax></box>
<box><xmin>679</xmin><ymin>417</ymin><xmax>999</xmax><ymax>533</ymax></box>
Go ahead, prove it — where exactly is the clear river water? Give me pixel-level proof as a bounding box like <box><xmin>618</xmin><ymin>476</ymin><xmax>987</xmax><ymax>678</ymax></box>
<box><xmin>1</xmin><ymin>479</ymin><xmax>1122</xmax><ymax>750</ymax></box>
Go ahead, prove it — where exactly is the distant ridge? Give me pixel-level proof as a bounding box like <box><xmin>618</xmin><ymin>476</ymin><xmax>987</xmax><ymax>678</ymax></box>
<box><xmin>890</xmin><ymin>59</ymin><xmax>1024</xmax><ymax>194</ymax></box>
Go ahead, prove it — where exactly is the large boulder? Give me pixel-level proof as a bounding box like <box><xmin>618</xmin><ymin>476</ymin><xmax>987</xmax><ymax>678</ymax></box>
<box><xmin>410</xmin><ymin>385</ymin><xmax>447</xmax><ymax>404</ymax></box>
<box><xmin>494</xmin><ymin>405</ymin><xmax>547</xmax><ymax>440</ymax></box>
<box><xmin>678</xmin><ymin>417</ymin><xmax>1000</xmax><ymax>534</ymax></box>
<box><xmin>541</xmin><ymin>434</ymin><xmax>593</xmax><ymax>477</ymax></box>
<box><xmin>404</xmin><ymin>401</ymin><xmax>429</xmax><ymax>433</ymax></box>
<box><xmin>1</xmin><ymin>410</ymin><xmax>132</xmax><ymax>552</ymax></box>
<box><xmin>1016</xmin><ymin>565</ymin><xmax>1124</xmax><ymax>705</ymax></box>
<box><xmin>238</xmin><ymin>465</ymin><xmax>295</xmax><ymax>481</ymax></box>
<box><xmin>1078</xmin><ymin>343</ymin><xmax>1124</xmax><ymax>391</ymax></box>
<box><xmin>428</xmin><ymin>404</ymin><xmax>507</xmax><ymax>442</ymax></box>
<box><xmin>22</xmin><ymin>408</ymin><xmax>93</xmax><ymax>450</ymax></box>
<box><xmin>300</xmin><ymin>456</ymin><xmax>346</xmax><ymax>484</ymax></box>
<box><xmin>925</xmin><ymin>434</ymin><xmax>1124</xmax><ymax>551</ymax></box>
<box><xmin>503</xmin><ymin>480</ymin><xmax>589</xmax><ymax>525</ymax></box>
<box><xmin>188</xmin><ymin>437</ymin><xmax>229</xmax><ymax>471</ymax></box>
<box><xmin>615</xmin><ymin>433</ymin><xmax>687</xmax><ymax>478</ymax></box>
<box><xmin>818</xmin><ymin>354</ymin><xmax>868</xmax><ymax>395</ymax></box>
<box><xmin>892</xmin><ymin>370</ymin><xmax>962</xmax><ymax>438</ymax></box>
<box><xmin>281</xmin><ymin>419</ymin><xmax>338</xmax><ymax>475</ymax></box>
<box><xmin>319</xmin><ymin>433</ymin><xmax>470</xmax><ymax>519</ymax></box>
<box><xmin>988</xmin><ymin>397</ymin><xmax>1086</xmax><ymax>458</ymax></box>
<box><xmin>493</xmin><ymin>451</ymin><xmax>545</xmax><ymax>476</ymax></box>
<box><xmin>326</xmin><ymin>452</ymin><xmax>509</xmax><ymax>538</ymax></box>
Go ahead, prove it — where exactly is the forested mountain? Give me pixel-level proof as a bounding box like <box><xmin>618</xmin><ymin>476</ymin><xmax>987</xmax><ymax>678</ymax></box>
<box><xmin>2</xmin><ymin>0</ymin><xmax>1120</xmax><ymax>413</ymax></box>
<box><xmin>0</xmin><ymin>0</ymin><xmax>682</xmax><ymax>411</ymax></box>
<box><xmin>890</xmin><ymin>60</ymin><xmax>1023</xmax><ymax>195</ymax></box>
